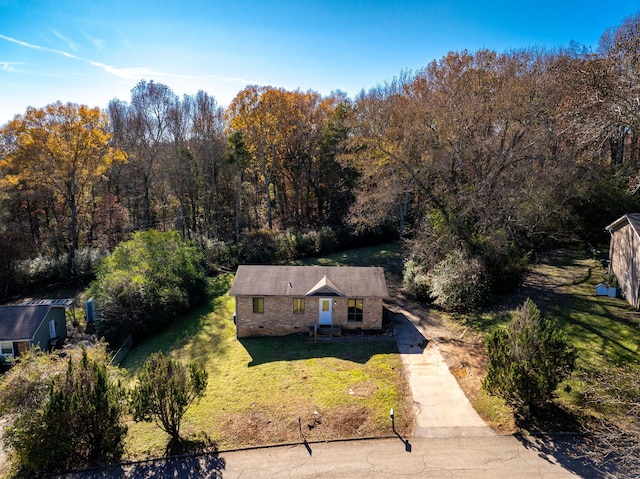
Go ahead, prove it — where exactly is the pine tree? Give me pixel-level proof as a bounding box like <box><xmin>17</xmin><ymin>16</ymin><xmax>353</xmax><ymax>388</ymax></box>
<box><xmin>483</xmin><ymin>299</ymin><xmax>576</xmax><ymax>413</ymax></box>
<box><xmin>131</xmin><ymin>352</ymin><xmax>208</xmax><ymax>450</ymax></box>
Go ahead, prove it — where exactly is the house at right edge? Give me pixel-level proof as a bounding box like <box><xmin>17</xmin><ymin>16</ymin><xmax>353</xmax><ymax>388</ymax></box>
<box><xmin>606</xmin><ymin>213</ymin><xmax>640</xmax><ymax>308</ymax></box>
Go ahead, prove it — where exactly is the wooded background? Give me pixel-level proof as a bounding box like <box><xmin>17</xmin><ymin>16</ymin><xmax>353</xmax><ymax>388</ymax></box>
<box><xmin>2</xmin><ymin>14</ymin><xmax>640</xmax><ymax>301</ymax></box>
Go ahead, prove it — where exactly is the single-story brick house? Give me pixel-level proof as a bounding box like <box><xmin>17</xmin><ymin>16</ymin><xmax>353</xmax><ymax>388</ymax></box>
<box><xmin>606</xmin><ymin>213</ymin><xmax>640</xmax><ymax>308</ymax></box>
<box><xmin>229</xmin><ymin>265</ymin><xmax>389</xmax><ymax>338</ymax></box>
<box><xmin>0</xmin><ymin>299</ymin><xmax>70</xmax><ymax>364</ymax></box>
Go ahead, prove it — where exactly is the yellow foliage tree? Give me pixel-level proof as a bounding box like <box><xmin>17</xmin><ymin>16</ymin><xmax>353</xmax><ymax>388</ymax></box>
<box><xmin>226</xmin><ymin>86</ymin><xmax>336</xmax><ymax>229</ymax></box>
<box><xmin>0</xmin><ymin>102</ymin><xmax>125</xmax><ymax>272</ymax></box>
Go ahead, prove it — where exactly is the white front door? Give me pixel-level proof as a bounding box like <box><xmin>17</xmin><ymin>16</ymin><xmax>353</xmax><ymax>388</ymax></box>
<box><xmin>319</xmin><ymin>298</ymin><xmax>333</xmax><ymax>325</ymax></box>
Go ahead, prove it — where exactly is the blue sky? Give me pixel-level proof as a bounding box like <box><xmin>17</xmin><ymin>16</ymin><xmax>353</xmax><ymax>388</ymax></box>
<box><xmin>0</xmin><ymin>0</ymin><xmax>638</xmax><ymax>126</ymax></box>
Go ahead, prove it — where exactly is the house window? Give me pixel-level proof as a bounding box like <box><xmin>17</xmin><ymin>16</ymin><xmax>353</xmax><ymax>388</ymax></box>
<box><xmin>348</xmin><ymin>299</ymin><xmax>363</xmax><ymax>322</ymax></box>
<box><xmin>293</xmin><ymin>298</ymin><xmax>305</xmax><ymax>313</ymax></box>
<box><xmin>1</xmin><ymin>341</ymin><xmax>13</xmax><ymax>356</ymax></box>
<box><xmin>252</xmin><ymin>297</ymin><xmax>264</xmax><ymax>314</ymax></box>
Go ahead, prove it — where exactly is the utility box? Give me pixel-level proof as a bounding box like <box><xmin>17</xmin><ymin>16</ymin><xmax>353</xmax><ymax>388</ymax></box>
<box><xmin>85</xmin><ymin>298</ymin><xmax>96</xmax><ymax>323</ymax></box>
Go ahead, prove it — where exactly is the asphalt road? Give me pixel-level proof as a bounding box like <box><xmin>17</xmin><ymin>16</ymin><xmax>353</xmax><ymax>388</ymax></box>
<box><xmin>59</xmin><ymin>434</ymin><xmax>599</xmax><ymax>479</ymax></box>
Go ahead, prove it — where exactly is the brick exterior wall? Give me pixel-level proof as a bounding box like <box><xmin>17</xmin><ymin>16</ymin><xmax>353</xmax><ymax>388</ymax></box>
<box><xmin>234</xmin><ymin>296</ymin><xmax>384</xmax><ymax>338</ymax></box>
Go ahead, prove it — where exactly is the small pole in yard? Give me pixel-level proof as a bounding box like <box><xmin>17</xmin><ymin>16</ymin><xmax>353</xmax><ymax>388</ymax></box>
<box><xmin>298</xmin><ymin>416</ymin><xmax>303</xmax><ymax>440</ymax></box>
<box><xmin>299</xmin><ymin>415</ymin><xmax>312</xmax><ymax>456</ymax></box>
<box><xmin>390</xmin><ymin>408</ymin><xmax>411</xmax><ymax>453</ymax></box>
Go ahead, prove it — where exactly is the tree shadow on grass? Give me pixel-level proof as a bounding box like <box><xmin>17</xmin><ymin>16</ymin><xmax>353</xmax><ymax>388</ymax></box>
<box><xmin>165</xmin><ymin>433</ymin><xmax>217</xmax><ymax>457</ymax></box>
<box><xmin>239</xmin><ymin>335</ymin><xmax>398</xmax><ymax>366</ymax></box>
<box><xmin>548</xmin><ymin>294</ymin><xmax>640</xmax><ymax>365</ymax></box>
<box><xmin>120</xmin><ymin>277</ymin><xmax>233</xmax><ymax>372</ymax></box>
<box><xmin>514</xmin><ymin>403</ymin><xmax>583</xmax><ymax>434</ymax></box>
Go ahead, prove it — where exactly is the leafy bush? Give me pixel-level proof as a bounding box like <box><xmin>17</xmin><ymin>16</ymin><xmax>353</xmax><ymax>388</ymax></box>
<box><xmin>274</xmin><ymin>230</ymin><xmax>298</xmax><ymax>261</ymax></box>
<box><xmin>239</xmin><ymin>226</ymin><xmax>368</xmax><ymax>264</ymax></box>
<box><xmin>484</xmin><ymin>249</ymin><xmax>529</xmax><ymax>295</ymax></box>
<box><xmin>402</xmin><ymin>259</ymin><xmax>432</xmax><ymax>301</ymax></box>
<box><xmin>317</xmin><ymin>226</ymin><xmax>339</xmax><ymax>254</ymax></box>
<box><xmin>295</xmin><ymin>230</ymin><xmax>322</xmax><ymax>257</ymax></box>
<box><xmin>475</xmin><ymin>233</ymin><xmax>530</xmax><ymax>295</ymax></box>
<box><xmin>294</xmin><ymin>227</ymin><xmax>340</xmax><ymax>257</ymax></box>
<box><xmin>240</xmin><ymin>230</ymin><xmax>283</xmax><ymax>263</ymax></box>
<box><xmin>198</xmin><ymin>236</ymin><xmax>237</xmax><ymax>272</ymax></box>
<box><xmin>13</xmin><ymin>246</ymin><xmax>108</xmax><ymax>290</ymax></box>
<box><xmin>429</xmin><ymin>249</ymin><xmax>492</xmax><ymax>311</ymax></box>
<box><xmin>483</xmin><ymin>299</ymin><xmax>577</xmax><ymax>413</ymax></box>
<box><xmin>90</xmin><ymin>230</ymin><xmax>208</xmax><ymax>344</ymax></box>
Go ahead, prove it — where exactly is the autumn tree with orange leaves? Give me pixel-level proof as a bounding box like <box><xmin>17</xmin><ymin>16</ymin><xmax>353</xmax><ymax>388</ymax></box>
<box><xmin>0</xmin><ymin>102</ymin><xmax>125</xmax><ymax>273</ymax></box>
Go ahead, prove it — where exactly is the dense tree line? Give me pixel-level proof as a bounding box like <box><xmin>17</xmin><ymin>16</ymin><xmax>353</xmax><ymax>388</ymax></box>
<box><xmin>2</xmin><ymin>15</ymin><xmax>640</xmax><ymax>302</ymax></box>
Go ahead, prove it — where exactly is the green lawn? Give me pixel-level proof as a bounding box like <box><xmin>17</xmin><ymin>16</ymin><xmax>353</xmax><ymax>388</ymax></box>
<box><xmin>294</xmin><ymin>241</ymin><xmax>406</xmax><ymax>284</ymax></box>
<box><xmin>459</xmin><ymin>248</ymin><xmax>640</xmax><ymax>426</ymax></box>
<box><xmin>120</xmin><ymin>244</ymin><xmax>413</xmax><ymax>459</ymax></box>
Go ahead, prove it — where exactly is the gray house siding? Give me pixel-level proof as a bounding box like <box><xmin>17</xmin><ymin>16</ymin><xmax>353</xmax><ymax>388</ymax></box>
<box><xmin>607</xmin><ymin>214</ymin><xmax>640</xmax><ymax>308</ymax></box>
<box><xmin>32</xmin><ymin>307</ymin><xmax>67</xmax><ymax>350</ymax></box>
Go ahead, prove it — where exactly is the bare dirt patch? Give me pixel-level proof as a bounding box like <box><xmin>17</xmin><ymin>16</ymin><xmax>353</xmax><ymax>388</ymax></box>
<box><xmin>224</xmin><ymin>410</ymin><xmax>286</xmax><ymax>446</ymax></box>
<box><xmin>387</xmin><ymin>286</ymin><xmax>487</xmax><ymax>378</ymax></box>
<box><xmin>222</xmin><ymin>405</ymin><xmax>381</xmax><ymax>448</ymax></box>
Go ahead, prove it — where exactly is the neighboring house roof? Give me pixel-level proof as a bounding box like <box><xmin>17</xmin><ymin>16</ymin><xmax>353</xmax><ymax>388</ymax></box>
<box><xmin>606</xmin><ymin>213</ymin><xmax>640</xmax><ymax>235</ymax></box>
<box><xmin>229</xmin><ymin>265</ymin><xmax>389</xmax><ymax>298</ymax></box>
<box><xmin>0</xmin><ymin>305</ymin><xmax>54</xmax><ymax>341</ymax></box>
<box><xmin>21</xmin><ymin>298</ymin><xmax>75</xmax><ymax>307</ymax></box>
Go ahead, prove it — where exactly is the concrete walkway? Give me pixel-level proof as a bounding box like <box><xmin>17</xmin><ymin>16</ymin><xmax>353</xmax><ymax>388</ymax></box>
<box><xmin>390</xmin><ymin>312</ymin><xmax>495</xmax><ymax>438</ymax></box>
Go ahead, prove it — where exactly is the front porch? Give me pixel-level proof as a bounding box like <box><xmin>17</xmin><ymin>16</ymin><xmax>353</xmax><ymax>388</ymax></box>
<box><xmin>309</xmin><ymin>324</ymin><xmax>342</xmax><ymax>340</ymax></box>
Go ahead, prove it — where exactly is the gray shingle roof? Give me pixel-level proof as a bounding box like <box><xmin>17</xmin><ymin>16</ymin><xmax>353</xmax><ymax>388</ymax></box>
<box><xmin>606</xmin><ymin>213</ymin><xmax>640</xmax><ymax>235</ymax></box>
<box><xmin>0</xmin><ymin>305</ymin><xmax>52</xmax><ymax>341</ymax></box>
<box><xmin>229</xmin><ymin>265</ymin><xmax>389</xmax><ymax>298</ymax></box>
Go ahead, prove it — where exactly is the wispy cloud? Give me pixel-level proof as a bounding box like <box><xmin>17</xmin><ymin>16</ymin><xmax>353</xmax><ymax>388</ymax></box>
<box><xmin>81</xmin><ymin>30</ymin><xmax>105</xmax><ymax>50</ymax></box>
<box><xmin>87</xmin><ymin>60</ymin><xmax>195</xmax><ymax>80</ymax></box>
<box><xmin>51</xmin><ymin>30</ymin><xmax>78</xmax><ymax>51</ymax></box>
<box><xmin>115</xmin><ymin>28</ymin><xmax>132</xmax><ymax>49</ymax></box>
<box><xmin>0</xmin><ymin>34</ymin><xmax>260</xmax><ymax>88</ymax></box>
<box><xmin>206</xmin><ymin>73</ymin><xmax>254</xmax><ymax>85</ymax></box>
<box><xmin>0</xmin><ymin>61</ymin><xmax>26</xmax><ymax>73</ymax></box>
<box><xmin>0</xmin><ymin>33</ymin><xmax>190</xmax><ymax>80</ymax></box>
